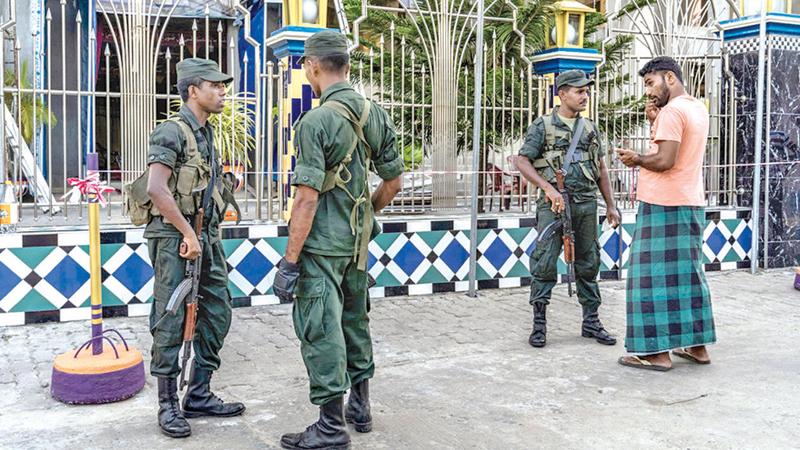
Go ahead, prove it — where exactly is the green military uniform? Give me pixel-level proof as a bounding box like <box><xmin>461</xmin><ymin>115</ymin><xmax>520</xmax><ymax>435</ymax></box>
<box><xmin>520</xmin><ymin>70</ymin><xmax>616</xmax><ymax>349</ymax></box>
<box><xmin>145</xmin><ymin>102</ymin><xmax>232</xmax><ymax>378</ymax></box>
<box><xmin>134</xmin><ymin>57</ymin><xmax>244</xmax><ymax>439</ymax></box>
<box><xmin>140</xmin><ymin>58</ymin><xmax>237</xmax><ymax>378</ymax></box>
<box><xmin>519</xmin><ymin>105</ymin><xmax>605</xmax><ymax>309</ymax></box>
<box><xmin>277</xmin><ymin>31</ymin><xmax>401</xmax><ymax>449</ymax></box>
<box><xmin>291</xmin><ymin>80</ymin><xmax>403</xmax><ymax>405</ymax></box>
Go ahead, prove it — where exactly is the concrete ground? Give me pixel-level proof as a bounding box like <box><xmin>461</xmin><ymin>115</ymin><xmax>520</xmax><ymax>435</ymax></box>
<box><xmin>1</xmin><ymin>268</ymin><xmax>798</xmax><ymax>450</ymax></box>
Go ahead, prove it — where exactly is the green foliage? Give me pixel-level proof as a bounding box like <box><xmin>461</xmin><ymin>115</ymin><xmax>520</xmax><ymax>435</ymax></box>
<box><xmin>4</xmin><ymin>60</ymin><xmax>57</xmax><ymax>145</ymax></box>
<box><xmin>166</xmin><ymin>87</ymin><xmax>255</xmax><ymax>167</ymax></box>
<box><xmin>403</xmin><ymin>143</ymin><xmax>423</xmax><ymax>171</ymax></box>
<box><xmin>345</xmin><ymin>0</ymin><xmax>558</xmax><ymax>155</ymax></box>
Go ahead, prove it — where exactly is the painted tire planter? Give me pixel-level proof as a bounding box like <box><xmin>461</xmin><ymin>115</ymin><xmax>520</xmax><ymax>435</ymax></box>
<box><xmin>51</xmin><ymin>334</ymin><xmax>145</xmax><ymax>404</ymax></box>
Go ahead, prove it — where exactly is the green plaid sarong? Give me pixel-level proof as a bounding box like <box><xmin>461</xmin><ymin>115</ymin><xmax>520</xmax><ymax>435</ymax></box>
<box><xmin>625</xmin><ymin>202</ymin><xmax>716</xmax><ymax>354</ymax></box>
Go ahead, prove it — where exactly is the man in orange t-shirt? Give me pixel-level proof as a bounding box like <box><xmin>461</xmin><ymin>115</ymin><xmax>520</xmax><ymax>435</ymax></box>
<box><xmin>616</xmin><ymin>57</ymin><xmax>716</xmax><ymax>372</ymax></box>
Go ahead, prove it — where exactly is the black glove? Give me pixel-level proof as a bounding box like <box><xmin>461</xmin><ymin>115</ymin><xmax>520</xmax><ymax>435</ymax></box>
<box><xmin>273</xmin><ymin>258</ymin><xmax>300</xmax><ymax>303</ymax></box>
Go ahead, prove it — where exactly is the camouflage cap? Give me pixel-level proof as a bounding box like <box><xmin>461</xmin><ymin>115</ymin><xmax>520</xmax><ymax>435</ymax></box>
<box><xmin>176</xmin><ymin>58</ymin><xmax>233</xmax><ymax>83</ymax></box>
<box><xmin>298</xmin><ymin>30</ymin><xmax>349</xmax><ymax>64</ymax></box>
<box><xmin>556</xmin><ymin>70</ymin><xmax>594</xmax><ymax>90</ymax></box>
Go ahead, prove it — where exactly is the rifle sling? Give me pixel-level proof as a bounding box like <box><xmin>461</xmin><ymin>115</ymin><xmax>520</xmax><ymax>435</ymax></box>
<box><xmin>560</xmin><ymin>117</ymin><xmax>585</xmax><ymax>176</ymax></box>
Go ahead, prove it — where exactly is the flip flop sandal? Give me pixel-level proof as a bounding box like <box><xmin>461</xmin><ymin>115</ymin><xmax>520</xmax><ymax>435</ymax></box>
<box><xmin>672</xmin><ymin>348</ymin><xmax>711</xmax><ymax>365</ymax></box>
<box><xmin>617</xmin><ymin>355</ymin><xmax>672</xmax><ymax>372</ymax></box>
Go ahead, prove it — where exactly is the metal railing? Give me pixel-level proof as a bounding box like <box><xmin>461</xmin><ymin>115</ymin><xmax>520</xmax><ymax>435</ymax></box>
<box><xmin>0</xmin><ymin>0</ymin><xmax>749</xmax><ymax>231</ymax></box>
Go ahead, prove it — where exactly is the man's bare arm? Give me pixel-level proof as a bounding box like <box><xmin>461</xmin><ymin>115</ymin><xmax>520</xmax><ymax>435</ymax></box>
<box><xmin>618</xmin><ymin>141</ymin><xmax>679</xmax><ymax>172</ymax></box>
<box><xmin>515</xmin><ymin>155</ymin><xmax>565</xmax><ymax>214</ymax></box>
<box><xmin>597</xmin><ymin>158</ymin><xmax>616</xmax><ymax>208</ymax></box>
<box><xmin>371</xmin><ymin>175</ymin><xmax>402</xmax><ymax>212</ymax></box>
<box><xmin>597</xmin><ymin>158</ymin><xmax>621</xmax><ymax>226</ymax></box>
<box><xmin>285</xmin><ymin>185</ymin><xmax>320</xmax><ymax>264</ymax></box>
<box><xmin>515</xmin><ymin>154</ymin><xmax>551</xmax><ymax>192</ymax></box>
<box><xmin>637</xmin><ymin>140</ymin><xmax>679</xmax><ymax>172</ymax></box>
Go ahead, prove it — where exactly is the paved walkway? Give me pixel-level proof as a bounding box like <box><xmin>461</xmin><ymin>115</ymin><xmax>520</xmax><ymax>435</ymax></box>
<box><xmin>1</xmin><ymin>269</ymin><xmax>798</xmax><ymax>449</ymax></box>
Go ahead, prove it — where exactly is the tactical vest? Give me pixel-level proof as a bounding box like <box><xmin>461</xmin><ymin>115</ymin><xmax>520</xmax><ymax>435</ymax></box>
<box><xmin>125</xmin><ymin>117</ymin><xmax>240</xmax><ymax>226</ymax></box>
<box><xmin>316</xmin><ymin>97</ymin><xmax>374</xmax><ymax>272</ymax></box>
<box><xmin>532</xmin><ymin>114</ymin><xmax>601</xmax><ymax>184</ymax></box>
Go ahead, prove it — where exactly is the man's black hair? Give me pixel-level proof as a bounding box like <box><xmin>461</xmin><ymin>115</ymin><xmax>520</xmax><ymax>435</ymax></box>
<box><xmin>638</xmin><ymin>56</ymin><xmax>684</xmax><ymax>84</ymax></box>
<box><xmin>309</xmin><ymin>54</ymin><xmax>350</xmax><ymax>73</ymax></box>
<box><xmin>177</xmin><ymin>76</ymin><xmax>207</xmax><ymax>102</ymax></box>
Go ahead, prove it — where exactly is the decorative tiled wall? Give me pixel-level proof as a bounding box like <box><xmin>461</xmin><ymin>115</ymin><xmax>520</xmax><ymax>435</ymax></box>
<box><xmin>725</xmin><ymin>33</ymin><xmax>800</xmax><ymax>268</ymax></box>
<box><xmin>0</xmin><ymin>209</ymin><xmax>752</xmax><ymax>326</ymax></box>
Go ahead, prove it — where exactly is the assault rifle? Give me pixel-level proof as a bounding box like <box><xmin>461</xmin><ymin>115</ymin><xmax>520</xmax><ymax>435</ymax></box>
<box><xmin>555</xmin><ymin>170</ymin><xmax>575</xmax><ymax>297</ymax></box>
<box><xmin>165</xmin><ymin>207</ymin><xmax>205</xmax><ymax>391</ymax></box>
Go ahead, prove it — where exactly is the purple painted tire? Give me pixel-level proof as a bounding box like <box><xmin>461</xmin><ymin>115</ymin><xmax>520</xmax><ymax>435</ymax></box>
<box><xmin>51</xmin><ymin>360</ymin><xmax>145</xmax><ymax>405</ymax></box>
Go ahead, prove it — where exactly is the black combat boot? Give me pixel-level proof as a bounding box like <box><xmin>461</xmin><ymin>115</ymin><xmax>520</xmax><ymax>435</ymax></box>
<box><xmin>528</xmin><ymin>302</ymin><xmax>547</xmax><ymax>348</ymax></box>
<box><xmin>158</xmin><ymin>377</ymin><xmax>191</xmax><ymax>438</ymax></box>
<box><xmin>280</xmin><ymin>397</ymin><xmax>351</xmax><ymax>450</ymax></box>
<box><xmin>182</xmin><ymin>367</ymin><xmax>246</xmax><ymax>418</ymax></box>
<box><xmin>581</xmin><ymin>305</ymin><xmax>617</xmax><ymax>345</ymax></box>
<box><xmin>345</xmin><ymin>380</ymin><xmax>372</xmax><ymax>433</ymax></box>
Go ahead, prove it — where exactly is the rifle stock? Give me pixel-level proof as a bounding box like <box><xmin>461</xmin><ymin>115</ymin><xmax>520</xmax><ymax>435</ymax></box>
<box><xmin>182</xmin><ymin>303</ymin><xmax>198</xmax><ymax>341</ymax></box>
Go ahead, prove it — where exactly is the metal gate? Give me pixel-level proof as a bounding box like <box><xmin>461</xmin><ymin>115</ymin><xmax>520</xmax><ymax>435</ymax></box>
<box><xmin>349</xmin><ymin>0</ymin><xmax>550</xmax><ymax>214</ymax></box>
<box><xmin>0</xmin><ymin>1</ymin><xmax>295</xmax><ymax>227</ymax></box>
<box><xmin>0</xmin><ymin>0</ymin><xmax>743</xmax><ymax>230</ymax></box>
<box><xmin>596</xmin><ymin>0</ymin><xmax>740</xmax><ymax>209</ymax></box>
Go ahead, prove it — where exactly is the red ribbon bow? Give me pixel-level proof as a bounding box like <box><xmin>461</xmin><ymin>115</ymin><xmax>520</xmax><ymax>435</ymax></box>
<box><xmin>62</xmin><ymin>172</ymin><xmax>116</xmax><ymax>207</ymax></box>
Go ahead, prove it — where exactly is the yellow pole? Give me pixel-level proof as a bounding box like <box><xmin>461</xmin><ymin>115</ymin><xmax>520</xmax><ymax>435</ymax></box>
<box><xmin>87</xmin><ymin>153</ymin><xmax>103</xmax><ymax>355</ymax></box>
<box><xmin>281</xmin><ymin>54</ymin><xmax>319</xmax><ymax>220</ymax></box>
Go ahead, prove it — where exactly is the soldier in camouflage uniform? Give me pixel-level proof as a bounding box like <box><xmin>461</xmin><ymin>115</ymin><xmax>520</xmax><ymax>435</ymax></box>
<box><xmin>516</xmin><ymin>70</ymin><xmax>621</xmax><ymax>349</ymax></box>
<box><xmin>272</xmin><ymin>31</ymin><xmax>404</xmax><ymax>450</ymax></box>
<box><xmin>144</xmin><ymin>58</ymin><xmax>244</xmax><ymax>438</ymax></box>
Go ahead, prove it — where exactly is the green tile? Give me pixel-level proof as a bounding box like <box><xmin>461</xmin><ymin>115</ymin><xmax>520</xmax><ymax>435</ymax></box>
<box><xmin>372</xmin><ymin>232</ymin><xmax>399</xmax><ymax>250</ymax></box>
<box><xmin>101</xmin><ymin>286</ymin><xmax>125</xmax><ymax>306</ymax></box>
<box><xmin>722</xmin><ymin>219</ymin><xmax>740</xmax><ymax>233</ymax></box>
<box><xmin>418</xmin><ymin>231</ymin><xmax>445</xmax><ymax>249</ymax></box>
<box><xmin>100</xmin><ymin>243</ymin><xmax>124</xmax><ymax>265</ymax></box>
<box><xmin>267</xmin><ymin>237</ymin><xmax>288</xmax><ymax>254</ymax></box>
<box><xmin>722</xmin><ymin>249</ymin><xmax>741</xmax><ymax>263</ymax></box>
<box><xmin>9</xmin><ymin>246</ymin><xmax>54</xmax><ymax>270</ymax></box>
<box><xmin>222</xmin><ymin>239</ymin><xmax>244</xmax><ymax>256</ymax></box>
<box><xmin>506</xmin><ymin>261</ymin><xmax>530</xmax><ymax>278</ymax></box>
<box><xmin>418</xmin><ymin>266</ymin><xmax>449</xmax><ymax>284</ymax></box>
<box><xmin>10</xmin><ymin>290</ymin><xmax>54</xmax><ymax>312</ymax></box>
<box><xmin>505</xmin><ymin>227</ymin><xmax>533</xmax><ymax>243</ymax></box>
<box><xmin>227</xmin><ymin>282</ymin><xmax>247</xmax><ymax>298</ymax></box>
<box><xmin>79</xmin><ymin>286</ymin><xmax>125</xmax><ymax>307</ymax></box>
<box><xmin>376</xmin><ymin>270</ymin><xmax>400</xmax><ymax>287</ymax></box>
